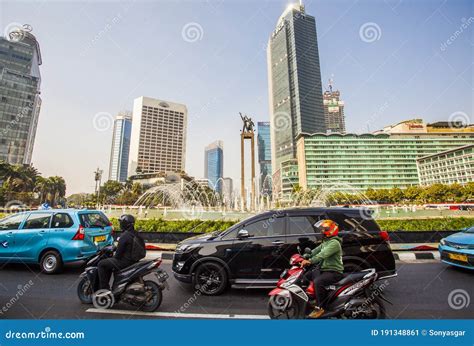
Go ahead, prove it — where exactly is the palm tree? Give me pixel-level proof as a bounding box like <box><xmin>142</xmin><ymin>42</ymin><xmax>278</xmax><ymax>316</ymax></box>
<box><xmin>49</xmin><ymin>176</ymin><xmax>66</xmax><ymax>206</ymax></box>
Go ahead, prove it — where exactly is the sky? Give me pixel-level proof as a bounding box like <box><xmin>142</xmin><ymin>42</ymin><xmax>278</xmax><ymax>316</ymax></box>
<box><xmin>0</xmin><ymin>0</ymin><xmax>472</xmax><ymax>195</ymax></box>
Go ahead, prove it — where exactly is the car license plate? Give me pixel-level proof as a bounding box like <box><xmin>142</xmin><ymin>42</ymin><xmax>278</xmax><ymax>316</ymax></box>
<box><xmin>94</xmin><ymin>235</ymin><xmax>106</xmax><ymax>243</ymax></box>
<box><xmin>448</xmin><ymin>253</ymin><xmax>468</xmax><ymax>262</ymax></box>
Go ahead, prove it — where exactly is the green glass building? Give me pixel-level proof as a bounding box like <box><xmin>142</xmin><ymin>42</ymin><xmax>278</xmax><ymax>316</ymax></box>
<box><xmin>297</xmin><ymin>133</ymin><xmax>474</xmax><ymax>191</ymax></box>
<box><xmin>267</xmin><ymin>3</ymin><xmax>325</xmax><ymax>199</ymax></box>
<box><xmin>0</xmin><ymin>26</ymin><xmax>42</xmax><ymax>165</ymax></box>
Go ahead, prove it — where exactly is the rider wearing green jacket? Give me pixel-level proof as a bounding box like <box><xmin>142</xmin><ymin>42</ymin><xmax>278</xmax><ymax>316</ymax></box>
<box><xmin>301</xmin><ymin>219</ymin><xmax>344</xmax><ymax>318</ymax></box>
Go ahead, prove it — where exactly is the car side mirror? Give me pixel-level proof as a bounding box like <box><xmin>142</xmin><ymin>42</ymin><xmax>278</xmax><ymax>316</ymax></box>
<box><xmin>237</xmin><ymin>229</ymin><xmax>250</xmax><ymax>239</ymax></box>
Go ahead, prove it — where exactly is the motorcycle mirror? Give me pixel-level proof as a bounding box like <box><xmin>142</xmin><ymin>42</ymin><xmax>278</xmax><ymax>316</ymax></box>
<box><xmin>297</xmin><ymin>245</ymin><xmax>301</xmax><ymax>254</ymax></box>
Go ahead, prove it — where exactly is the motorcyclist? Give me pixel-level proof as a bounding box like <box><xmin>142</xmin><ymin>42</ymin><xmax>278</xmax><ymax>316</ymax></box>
<box><xmin>97</xmin><ymin>214</ymin><xmax>139</xmax><ymax>292</ymax></box>
<box><xmin>301</xmin><ymin>219</ymin><xmax>344</xmax><ymax>319</ymax></box>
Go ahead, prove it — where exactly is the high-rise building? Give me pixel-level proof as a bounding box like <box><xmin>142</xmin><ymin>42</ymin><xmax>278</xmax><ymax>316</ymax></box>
<box><xmin>257</xmin><ymin>122</ymin><xmax>272</xmax><ymax>196</ymax></box>
<box><xmin>323</xmin><ymin>80</ymin><xmax>345</xmax><ymax>133</ymax></box>
<box><xmin>0</xmin><ymin>25</ymin><xmax>42</xmax><ymax>165</ymax></box>
<box><xmin>128</xmin><ymin>96</ymin><xmax>187</xmax><ymax>176</ymax></box>
<box><xmin>204</xmin><ymin>140</ymin><xmax>224</xmax><ymax>193</ymax></box>
<box><xmin>297</xmin><ymin>119</ymin><xmax>474</xmax><ymax>191</ymax></box>
<box><xmin>267</xmin><ymin>2</ymin><xmax>325</xmax><ymax>198</ymax></box>
<box><xmin>223</xmin><ymin>177</ymin><xmax>233</xmax><ymax>205</ymax></box>
<box><xmin>108</xmin><ymin>111</ymin><xmax>132</xmax><ymax>182</ymax></box>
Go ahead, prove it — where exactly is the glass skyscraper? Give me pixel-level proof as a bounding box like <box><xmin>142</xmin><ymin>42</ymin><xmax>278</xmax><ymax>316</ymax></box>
<box><xmin>267</xmin><ymin>2</ymin><xmax>325</xmax><ymax>198</ymax></box>
<box><xmin>0</xmin><ymin>25</ymin><xmax>42</xmax><ymax>165</ymax></box>
<box><xmin>204</xmin><ymin>140</ymin><xmax>223</xmax><ymax>194</ymax></box>
<box><xmin>257</xmin><ymin>122</ymin><xmax>272</xmax><ymax>196</ymax></box>
<box><xmin>108</xmin><ymin>112</ymin><xmax>132</xmax><ymax>182</ymax></box>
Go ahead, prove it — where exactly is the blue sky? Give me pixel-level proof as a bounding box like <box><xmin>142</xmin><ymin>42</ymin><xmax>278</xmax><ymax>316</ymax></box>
<box><xmin>1</xmin><ymin>0</ymin><xmax>472</xmax><ymax>194</ymax></box>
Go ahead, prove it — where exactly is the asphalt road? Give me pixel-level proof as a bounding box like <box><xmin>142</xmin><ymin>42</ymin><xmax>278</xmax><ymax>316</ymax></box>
<box><xmin>0</xmin><ymin>257</ymin><xmax>472</xmax><ymax>319</ymax></box>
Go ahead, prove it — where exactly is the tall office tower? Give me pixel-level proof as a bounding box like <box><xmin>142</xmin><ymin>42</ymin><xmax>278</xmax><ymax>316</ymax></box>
<box><xmin>204</xmin><ymin>140</ymin><xmax>224</xmax><ymax>193</ymax></box>
<box><xmin>323</xmin><ymin>79</ymin><xmax>346</xmax><ymax>133</ymax></box>
<box><xmin>222</xmin><ymin>177</ymin><xmax>233</xmax><ymax>205</ymax></box>
<box><xmin>257</xmin><ymin>122</ymin><xmax>272</xmax><ymax>196</ymax></box>
<box><xmin>128</xmin><ymin>97</ymin><xmax>187</xmax><ymax>176</ymax></box>
<box><xmin>267</xmin><ymin>2</ymin><xmax>325</xmax><ymax>198</ymax></box>
<box><xmin>108</xmin><ymin>111</ymin><xmax>132</xmax><ymax>182</ymax></box>
<box><xmin>0</xmin><ymin>25</ymin><xmax>42</xmax><ymax>164</ymax></box>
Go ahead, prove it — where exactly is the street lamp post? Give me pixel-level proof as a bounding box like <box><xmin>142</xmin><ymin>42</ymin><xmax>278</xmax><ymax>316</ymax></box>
<box><xmin>94</xmin><ymin>168</ymin><xmax>103</xmax><ymax>209</ymax></box>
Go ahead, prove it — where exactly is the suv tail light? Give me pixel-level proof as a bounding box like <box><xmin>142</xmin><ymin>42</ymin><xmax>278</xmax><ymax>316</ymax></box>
<box><xmin>380</xmin><ymin>230</ymin><xmax>390</xmax><ymax>242</ymax></box>
<box><xmin>72</xmin><ymin>225</ymin><xmax>85</xmax><ymax>240</ymax></box>
<box><xmin>108</xmin><ymin>222</ymin><xmax>114</xmax><ymax>234</ymax></box>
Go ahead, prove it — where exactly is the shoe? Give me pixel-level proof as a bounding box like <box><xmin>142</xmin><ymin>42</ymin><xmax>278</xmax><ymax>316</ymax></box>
<box><xmin>95</xmin><ymin>289</ymin><xmax>112</xmax><ymax>298</ymax></box>
<box><xmin>308</xmin><ymin>307</ymin><xmax>325</xmax><ymax>319</ymax></box>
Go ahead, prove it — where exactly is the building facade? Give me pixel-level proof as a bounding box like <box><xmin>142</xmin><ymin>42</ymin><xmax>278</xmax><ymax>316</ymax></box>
<box><xmin>417</xmin><ymin>145</ymin><xmax>474</xmax><ymax>186</ymax></box>
<box><xmin>267</xmin><ymin>2</ymin><xmax>325</xmax><ymax>198</ymax></box>
<box><xmin>108</xmin><ymin>111</ymin><xmax>132</xmax><ymax>182</ymax></box>
<box><xmin>297</xmin><ymin>130</ymin><xmax>474</xmax><ymax>191</ymax></box>
<box><xmin>128</xmin><ymin>96</ymin><xmax>187</xmax><ymax>176</ymax></box>
<box><xmin>0</xmin><ymin>25</ymin><xmax>42</xmax><ymax>165</ymax></box>
<box><xmin>204</xmin><ymin>140</ymin><xmax>224</xmax><ymax>193</ymax></box>
<box><xmin>323</xmin><ymin>81</ymin><xmax>345</xmax><ymax>133</ymax></box>
<box><xmin>222</xmin><ymin>177</ymin><xmax>233</xmax><ymax>206</ymax></box>
<box><xmin>257</xmin><ymin>122</ymin><xmax>272</xmax><ymax>196</ymax></box>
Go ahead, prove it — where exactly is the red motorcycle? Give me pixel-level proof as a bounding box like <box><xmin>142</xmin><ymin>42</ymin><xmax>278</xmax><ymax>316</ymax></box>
<box><xmin>268</xmin><ymin>249</ymin><xmax>390</xmax><ymax>319</ymax></box>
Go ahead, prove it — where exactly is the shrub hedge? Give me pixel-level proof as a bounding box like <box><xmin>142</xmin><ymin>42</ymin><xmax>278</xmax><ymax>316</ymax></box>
<box><xmin>112</xmin><ymin>217</ymin><xmax>474</xmax><ymax>233</ymax></box>
<box><xmin>0</xmin><ymin>213</ymin><xmax>472</xmax><ymax>232</ymax></box>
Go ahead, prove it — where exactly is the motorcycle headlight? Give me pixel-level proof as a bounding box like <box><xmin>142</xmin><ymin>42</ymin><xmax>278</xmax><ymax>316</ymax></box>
<box><xmin>176</xmin><ymin>243</ymin><xmax>200</xmax><ymax>253</ymax></box>
<box><xmin>440</xmin><ymin>238</ymin><xmax>446</xmax><ymax>246</ymax></box>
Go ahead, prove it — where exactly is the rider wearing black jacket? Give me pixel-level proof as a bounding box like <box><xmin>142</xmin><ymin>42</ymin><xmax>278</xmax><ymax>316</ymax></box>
<box><xmin>97</xmin><ymin>214</ymin><xmax>138</xmax><ymax>291</ymax></box>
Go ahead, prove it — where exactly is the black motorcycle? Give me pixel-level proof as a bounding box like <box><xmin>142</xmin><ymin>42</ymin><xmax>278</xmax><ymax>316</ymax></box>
<box><xmin>77</xmin><ymin>245</ymin><xmax>168</xmax><ymax>312</ymax></box>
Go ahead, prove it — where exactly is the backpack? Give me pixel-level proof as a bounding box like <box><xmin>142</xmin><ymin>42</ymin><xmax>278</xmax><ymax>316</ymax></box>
<box><xmin>130</xmin><ymin>233</ymin><xmax>146</xmax><ymax>261</ymax></box>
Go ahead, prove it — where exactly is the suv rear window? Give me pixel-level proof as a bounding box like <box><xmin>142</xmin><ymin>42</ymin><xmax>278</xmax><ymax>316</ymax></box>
<box><xmin>52</xmin><ymin>213</ymin><xmax>74</xmax><ymax>228</ymax></box>
<box><xmin>79</xmin><ymin>213</ymin><xmax>110</xmax><ymax>228</ymax></box>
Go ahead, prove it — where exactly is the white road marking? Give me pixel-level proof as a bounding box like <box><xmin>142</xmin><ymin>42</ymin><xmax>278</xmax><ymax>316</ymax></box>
<box><xmin>86</xmin><ymin>308</ymin><xmax>269</xmax><ymax>319</ymax></box>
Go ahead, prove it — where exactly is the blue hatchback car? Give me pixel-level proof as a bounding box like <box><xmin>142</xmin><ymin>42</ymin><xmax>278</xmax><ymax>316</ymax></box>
<box><xmin>0</xmin><ymin>209</ymin><xmax>113</xmax><ymax>274</ymax></box>
<box><xmin>439</xmin><ymin>226</ymin><xmax>474</xmax><ymax>270</ymax></box>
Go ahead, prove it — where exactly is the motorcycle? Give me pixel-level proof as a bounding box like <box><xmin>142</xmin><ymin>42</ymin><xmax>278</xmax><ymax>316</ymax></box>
<box><xmin>268</xmin><ymin>248</ymin><xmax>391</xmax><ymax>319</ymax></box>
<box><xmin>77</xmin><ymin>245</ymin><xmax>169</xmax><ymax>312</ymax></box>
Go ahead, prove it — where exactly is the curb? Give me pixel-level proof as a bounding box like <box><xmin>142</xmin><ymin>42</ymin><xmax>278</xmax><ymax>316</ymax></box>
<box><xmin>393</xmin><ymin>251</ymin><xmax>440</xmax><ymax>261</ymax></box>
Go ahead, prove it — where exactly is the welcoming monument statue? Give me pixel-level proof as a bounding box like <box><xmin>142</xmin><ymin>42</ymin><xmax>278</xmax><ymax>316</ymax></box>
<box><xmin>239</xmin><ymin>113</ymin><xmax>256</xmax><ymax>211</ymax></box>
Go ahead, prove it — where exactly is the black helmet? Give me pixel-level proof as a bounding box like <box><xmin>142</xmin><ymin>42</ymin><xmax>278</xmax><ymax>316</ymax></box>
<box><xmin>119</xmin><ymin>214</ymin><xmax>135</xmax><ymax>231</ymax></box>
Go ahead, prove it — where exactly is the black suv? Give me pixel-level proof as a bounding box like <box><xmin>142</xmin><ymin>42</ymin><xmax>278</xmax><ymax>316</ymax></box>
<box><xmin>172</xmin><ymin>208</ymin><xmax>397</xmax><ymax>295</ymax></box>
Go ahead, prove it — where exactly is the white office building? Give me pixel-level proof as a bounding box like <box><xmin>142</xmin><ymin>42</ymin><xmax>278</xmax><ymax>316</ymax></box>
<box><xmin>128</xmin><ymin>97</ymin><xmax>187</xmax><ymax>176</ymax></box>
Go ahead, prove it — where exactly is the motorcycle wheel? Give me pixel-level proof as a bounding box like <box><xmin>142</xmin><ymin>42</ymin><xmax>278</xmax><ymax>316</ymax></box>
<box><xmin>267</xmin><ymin>298</ymin><xmax>301</xmax><ymax>319</ymax></box>
<box><xmin>77</xmin><ymin>277</ymin><xmax>93</xmax><ymax>304</ymax></box>
<box><xmin>371</xmin><ymin>300</ymin><xmax>386</xmax><ymax>319</ymax></box>
<box><xmin>140</xmin><ymin>280</ymin><xmax>163</xmax><ymax>312</ymax></box>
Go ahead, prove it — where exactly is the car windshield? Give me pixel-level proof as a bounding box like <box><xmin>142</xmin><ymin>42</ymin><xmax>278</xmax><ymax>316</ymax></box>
<box><xmin>464</xmin><ymin>226</ymin><xmax>474</xmax><ymax>233</ymax></box>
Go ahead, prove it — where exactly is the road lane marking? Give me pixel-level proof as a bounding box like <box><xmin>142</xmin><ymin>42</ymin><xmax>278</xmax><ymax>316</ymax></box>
<box><xmin>86</xmin><ymin>308</ymin><xmax>270</xmax><ymax>319</ymax></box>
